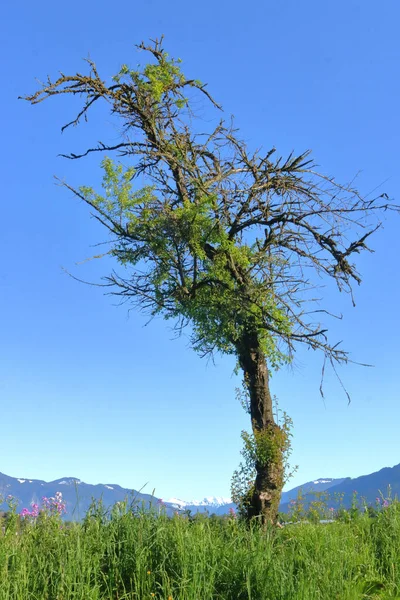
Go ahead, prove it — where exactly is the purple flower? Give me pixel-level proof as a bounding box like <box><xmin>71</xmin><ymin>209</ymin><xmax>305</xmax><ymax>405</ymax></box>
<box><xmin>57</xmin><ymin>502</ymin><xmax>66</xmax><ymax>514</ymax></box>
<box><xmin>41</xmin><ymin>492</ymin><xmax>66</xmax><ymax>515</ymax></box>
<box><xmin>20</xmin><ymin>505</ymin><xmax>37</xmax><ymax>519</ymax></box>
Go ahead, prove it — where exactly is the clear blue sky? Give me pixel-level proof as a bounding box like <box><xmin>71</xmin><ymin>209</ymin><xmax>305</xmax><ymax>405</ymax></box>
<box><xmin>1</xmin><ymin>0</ymin><xmax>399</xmax><ymax>502</ymax></box>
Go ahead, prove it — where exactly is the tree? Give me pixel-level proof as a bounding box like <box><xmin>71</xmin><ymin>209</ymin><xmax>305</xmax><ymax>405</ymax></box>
<box><xmin>23</xmin><ymin>37</ymin><xmax>396</xmax><ymax>523</ymax></box>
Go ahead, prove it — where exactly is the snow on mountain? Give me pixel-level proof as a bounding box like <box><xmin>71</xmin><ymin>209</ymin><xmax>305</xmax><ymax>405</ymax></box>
<box><xmin>166</xmin><ymin>496</ymin><xmax>231</xmax><ymax>508</ymax></box>
<box><xmin>50</xmin><ymin>477</ymin><xmax>82</xmax><ymax>485</ymax></box>
<box><xmin>165</xmin><ymin>496</ymin><xmax>235</xmax><ymax>516</ymax></box>
<box><xmin>202</xmin><ymin>496</ymin><xmax>232</xmax><ymax>506</ymax></box>
<box><xmin>312</xmin><ymin>479</ymin><xmax>336</xmax><ymax>485</ymax></box>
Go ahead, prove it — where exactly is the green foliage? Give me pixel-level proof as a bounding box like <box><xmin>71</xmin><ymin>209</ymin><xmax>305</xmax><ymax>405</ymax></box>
<box><xmin>66</xmin><ymin>45</ymin><xmax>295</xmax><ymax>367</ymax></box>
<box><xmin>287</xmin><ymin>488</ymin><xmax>335</xmax><ymax>523</ymax></box>
<box><xmin>79</xmin><ymin>157</ymin><xmax>292</xmax><ymax>364</ymax></box>
<box><xmin>2</xmin><ymin>499</ymin><xmax>400</xmax><ymax>599</ymax></box>
<box><xmin>231</xmin><ymin>392</ymin><xmax>296</xmax><ymax>518</ymax></box>
<box><xmin>112</xmin><ymin>52</ymin><xmax>187</xmax><ymax>106</ymax></box>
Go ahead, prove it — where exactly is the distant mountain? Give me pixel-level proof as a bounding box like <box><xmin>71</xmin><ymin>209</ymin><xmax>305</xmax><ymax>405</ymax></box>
<box><xmin>164</xmin><ymin>481</ymin><xmax>346</xmax><ymax>516</ymax></box>
<box><xmin>280</xmin><ymin>478</ymin><xmax>346</xmax><ymax>505</ymax></box>
<box><xmin>166</xmin><ymin>496</ymin><xmax>236</xmax><ymax>516</ymax></box>
<box><xmin>166</xmin><ymin>467</ymin><xmax>400</xmax><ymax>515</ymax></box>
<box><xmin>279</xmin><ymin>464</ymin><xmax>400</xmax><ymax>513</ymax></box>
<box><xmin>0</xmin><ymin>472</ymin><xmax>168</xmax><ymax>519</ymax></box>
<box><xmin>326</xmin><ymin>464</ymin><xmax>400</xmax><ymax>506</ymax></box>
<box><xmin>2</xmin><ymin>464</ymin><xmax>400</xmax><ymax>519</ymax></box>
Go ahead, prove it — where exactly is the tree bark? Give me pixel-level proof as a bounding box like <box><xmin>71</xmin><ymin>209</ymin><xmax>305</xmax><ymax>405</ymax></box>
<box><xmin>237</xmin><ymin>330</ymin><xmax>284</xmax><ymax>523</ymax></box>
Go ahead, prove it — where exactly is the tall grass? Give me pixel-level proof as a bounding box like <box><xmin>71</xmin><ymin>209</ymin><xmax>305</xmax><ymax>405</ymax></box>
<box><xmin>1</xmin><ymin>500</ymin><xmax>400</xmax><ymax>599</ymax></box>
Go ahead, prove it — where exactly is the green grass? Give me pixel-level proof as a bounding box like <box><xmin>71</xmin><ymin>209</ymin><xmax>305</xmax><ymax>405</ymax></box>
<box><xmin>1</xmin><ymin>501</ymin><xmax>400</xmax><ymax>599</ymax></box>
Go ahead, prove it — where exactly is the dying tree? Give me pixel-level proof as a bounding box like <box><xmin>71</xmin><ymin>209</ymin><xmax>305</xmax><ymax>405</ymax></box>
<box><xmin>23</xmin><ymin>37</ymin><xmax>396</xmax><ymax>522</ymax></box>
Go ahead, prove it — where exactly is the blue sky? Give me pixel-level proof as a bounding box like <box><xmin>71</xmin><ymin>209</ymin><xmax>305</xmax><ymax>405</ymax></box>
<box><xmin>1</xmin><ymin>0</ymin><xmax>399</xmax><ymax>502</ymax></box>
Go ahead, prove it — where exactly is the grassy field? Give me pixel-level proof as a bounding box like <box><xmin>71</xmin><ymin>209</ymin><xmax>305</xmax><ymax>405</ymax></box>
<box><xmin>1</xmin><ymin>499</ymin><xmax>400</xmax><ymax>599</ymax></box>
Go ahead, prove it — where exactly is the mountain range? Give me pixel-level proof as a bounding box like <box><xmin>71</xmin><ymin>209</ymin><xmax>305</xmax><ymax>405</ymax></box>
<box><xmin>278</xmin><ymin>464</ymin><xmax>400</xmax><ymax>512</ymax></box>
<box><xmin>0</xmin><ymin>472</ymin><xmax>163</xmax><ymax>519</ymax></box>
<box><xmin>1</xmin><ymin>463</ymin><xmax>399</xmax><ymax>519</ymax></box>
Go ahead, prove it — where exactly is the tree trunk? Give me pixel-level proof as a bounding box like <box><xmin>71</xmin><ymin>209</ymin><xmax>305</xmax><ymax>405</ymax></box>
<box><xmin>237</xmin><ymin>330</ymin><xmax>284</xmax><ymax>524</ymax></box>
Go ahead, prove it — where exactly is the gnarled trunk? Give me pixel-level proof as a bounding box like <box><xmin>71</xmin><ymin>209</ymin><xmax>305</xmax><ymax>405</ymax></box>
<box><xmin>237</xmin><ymin>330</ymin><xmax>284</xmax><ymax>523</ymax></box>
